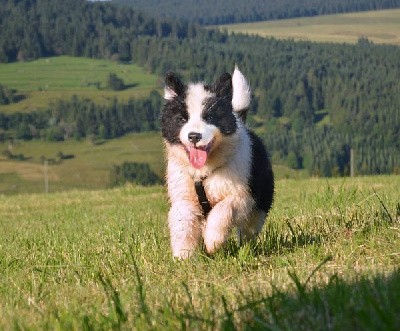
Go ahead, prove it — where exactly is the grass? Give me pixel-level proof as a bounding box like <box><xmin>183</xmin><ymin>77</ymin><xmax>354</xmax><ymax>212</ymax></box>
<box><xmin>0</xmin><ymin>56</ymin><xmax>161</xmax><ymax>113</ymax></box>
<box><xmin>0</xmin><ymin>175</ymin><xmax>399</xmax><ymax>329</ymax></box>
<box><xmin>0</xmin><ymin>133</ymin><xmax>164</xmax><ymax>194</ymax></box>
<box><xmin>218</xmin><ymin>8</ymin><xmax>400</xmax><ymax>45</ymax></box>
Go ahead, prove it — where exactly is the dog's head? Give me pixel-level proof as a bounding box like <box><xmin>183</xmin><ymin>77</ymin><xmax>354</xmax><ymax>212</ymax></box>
<box><xmin>161</xmin><ymin>66</ymin><xmax>251</xmax><ymax>169</ymax></box>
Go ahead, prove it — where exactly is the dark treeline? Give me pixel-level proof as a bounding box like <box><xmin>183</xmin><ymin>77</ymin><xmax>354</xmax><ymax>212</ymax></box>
<box><xmin>110</xmin><ymin>162</ymin><xmax>162</xmax><ymax>186</ymax></box>
<box><xmin>1</xmin><ymin>0</ymin><xmax>399</xmax><ymax>176</ymax></box>
<box><xmin>0</xmin><ymin>84</ymin><xmax>16</xmax><ymax>105</ymax></box>
<box><xmin>0</xmin><ymin>92</ymin><xmax>162</xmax><ymax>141</ymax></box>
<box><xmin>114</xmin><ymin>0</ymin><xmax>400</xmax><ymax>25</ymax></box>
<box><xmin>0</xmin><ymin>0</ymin><xmax>200</xmax><ymax>62</ymax></box>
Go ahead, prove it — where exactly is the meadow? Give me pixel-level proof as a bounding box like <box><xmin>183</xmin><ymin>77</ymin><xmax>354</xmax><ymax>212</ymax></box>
<box><xmin>0</xmin><ymin>56</ymin><xmax>160</xmax><ymax>113</ymax></box>
<box><xmin>218</xmin><ymin>9</ymin><xmax>400</xmax><ymax>45</ymax></box>
<box><xmin>0</xmin><ymin>175</ymin><xmax>399</xmax><ymax>329</ymax></box>
<box><xmin>0</xmin><ymin>133</ymin><xmax>164</xmax><ymax>194</ymax></box>
<box><xmin>0</xmin><ymin>132</ymin><xmax>307</xmax><ymax>195</ymax></box>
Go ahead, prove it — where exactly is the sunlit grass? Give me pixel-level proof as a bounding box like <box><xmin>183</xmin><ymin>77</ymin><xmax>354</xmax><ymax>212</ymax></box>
<box><xmin>0</xmin><ymin>56</ymin><xmax>161</xmax><ymax>113</ymax></box>
<box><xmin>0</xmin><ymin>175</ymin><xmax>399</xmax><ymax>329</ymax></box>
<box><xmin>218</xmin><ymin>9</ymin><xmax>400</xmax><ymax>45</ymax></box>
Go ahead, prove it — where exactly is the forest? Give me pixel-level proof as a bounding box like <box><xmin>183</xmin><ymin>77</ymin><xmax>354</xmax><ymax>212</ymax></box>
<box><xmin>0</xmin><ymin>0</ymin><xmax>199</xmax><ymax>63</ymax></box>
<box><xmin>0</xmin><ymin>0</ymin><xmax>399</xmax><ymax>176</ymax></box>
<box><xmin>114</xmin><ymin>0</ymin><xmax>400</xmax><ymax>25</ymax></box>
<box><xmin>0</xmin><ymin>92</ymin><xmax>162</xmax><ymax>141</ymax></box>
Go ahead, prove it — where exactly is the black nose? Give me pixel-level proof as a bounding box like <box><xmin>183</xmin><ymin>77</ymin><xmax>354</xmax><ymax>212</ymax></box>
<box><xmin>188</xmin><ymin>132</ymin><xmax>202</xmax><ymax>144</ymax></box>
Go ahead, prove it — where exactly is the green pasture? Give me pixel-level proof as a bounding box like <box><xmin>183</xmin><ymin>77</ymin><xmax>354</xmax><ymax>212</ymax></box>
<box><xmin>219</xmin><ymin>9</ymin><xmax>400</xmax><ymax>45</ymax></box>
<box><xmin>0</xmin><ymin>56</ymin><xmax>161</xmax><ymax>113</ymax></box>
<box><xmin>0</xmin><ymin>133</ymin><xmax>164</xmax><ymax>194</ymax></box>
<box><xmin>0</xmin><ymin>175</ymin><xmax>399</xmax><ymax>329</ymax></box>
<box><xmin>0</xmin><ymin>133</ymin><xmax>308</xmax><ymax>195</ymax></box>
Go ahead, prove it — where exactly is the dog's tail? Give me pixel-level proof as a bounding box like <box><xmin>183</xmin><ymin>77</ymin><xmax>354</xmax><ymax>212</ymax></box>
<box><xmin>232</xmin><ymin>65</ymin><xmax>251</xmax><ymax>122</ymax></box>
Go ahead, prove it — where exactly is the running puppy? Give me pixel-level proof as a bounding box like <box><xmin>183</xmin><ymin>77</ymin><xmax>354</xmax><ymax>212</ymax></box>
<box><xmin>161</xmin><ymin>66</ymin><xmax>274</xmax><ymax>259</ymax></box>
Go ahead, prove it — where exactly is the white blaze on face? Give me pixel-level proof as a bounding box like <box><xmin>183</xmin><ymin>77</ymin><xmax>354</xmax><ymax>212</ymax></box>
<box><xmin>179</xmin><ymin>84</ymin><xmax>218</xmax><ymax>169</ymax></box>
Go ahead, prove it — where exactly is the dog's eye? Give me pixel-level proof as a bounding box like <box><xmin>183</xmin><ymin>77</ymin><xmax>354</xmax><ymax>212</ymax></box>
<box><xmin>204</xmin><ymin>114</ymin><xmax>213</xmax><ymax>122</ymax></box>
<box><xmin>178</xmin><ymin>116</ymin><xmax>187</xmax><ymax>123</ymax></box>
<box><xmin>204</xmin><ymin>112</ymin><xmax>215</xmax><ymax>122</ymax></box>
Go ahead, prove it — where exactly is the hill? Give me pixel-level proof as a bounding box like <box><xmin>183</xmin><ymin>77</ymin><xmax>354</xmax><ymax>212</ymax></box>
<box><xmin>1</xmin><ymin>0</ymin><xmax>399</xmax><ymax>178</ymax></box>
<box><xmin>0</xmin><ymin>175</ymin><xmax>399</xmax><ymax>328</ymax></box>
<box><xmin>0</xmin><ymin>132</ymin><xmax>309</xmax><ymax>195</ymax></box>
<box><xmin>0</xmin><ymin>132</ymin><xmax>163</xmax><ymax>194</ymax></box>
<box><xmin>0</xmin><ymin>56</ymin><xmax>160</xmax><ymax>113</ymax></box>
<box><xmin>219</xmin><ymin>9</ymin><xmax>400</xmax><ymax>45</ymax></box>
<box><xmin>114</xmin><ymin>0</ymin><xmax>400</xmax><ymax>25</ymax></box>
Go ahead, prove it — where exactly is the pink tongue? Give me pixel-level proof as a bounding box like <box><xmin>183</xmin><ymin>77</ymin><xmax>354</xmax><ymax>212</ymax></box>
<box><xmin>189</xmin><ymin>147</ymin><xmax>208</xmax><ymax>169</ymax></box>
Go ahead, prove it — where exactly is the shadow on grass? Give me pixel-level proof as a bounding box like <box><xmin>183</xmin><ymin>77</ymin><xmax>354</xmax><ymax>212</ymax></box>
<box><xmin>199</xmin><ymin>269</ymin><xmax>400</xmax><ymax>330</ymax></box>
<box><xmin>226</xmin><ymin>268</ymin><xmax>400</xmax><ymax>330</ymax></box>
<box><xmin>124</xmin><ymin>83</ymin><xmax>139</xmax><ymax>89</ymax></box>
<box><xmin>164</xmin><ymin>257</ymin><xmax>400</xmax><ymax>330</ymax></box>
<box><xmin>13</xmin><ymin>93</ymin><xmax>26</xmax><ymax>103</ymax></box>
<box><xmin>46</xmin><ymin>262</ymin><xmax>400</xmax><ymax>330</ymax></box>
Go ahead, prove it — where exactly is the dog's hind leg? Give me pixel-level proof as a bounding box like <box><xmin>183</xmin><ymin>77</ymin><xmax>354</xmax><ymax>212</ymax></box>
<box><xmin>168</xmin><ymin>203</ymin><xmax>203</xmax><ymax>259</ymax></box>
<box><xmin>237</xmin><ymin>210</ymin><xmax>266</xmax><ymax>245</ymax></box>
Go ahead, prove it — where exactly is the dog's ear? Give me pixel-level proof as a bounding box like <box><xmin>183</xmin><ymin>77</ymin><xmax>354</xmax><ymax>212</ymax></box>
<box><xmin>164</xmin><ymin>72</ymin><xmax>185</xmax><ymax>100</ymax></box>
<box><xmin>215</xmin><ymin>73</ymin><xmax>232</xmax><ymax>98</ymax></box>
<box><xmin>232</xmin><ymin>65</ymin><xmax>251</xmax><ymax>112</ymax></box>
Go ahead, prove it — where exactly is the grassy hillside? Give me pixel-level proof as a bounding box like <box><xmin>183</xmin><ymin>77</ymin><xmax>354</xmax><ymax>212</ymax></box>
<box><xmin>0</xmin><ymin>133</ymin><xmax>308</xmax><ymax>195</ymax></box>
<box><xmin>0</xmin><ymin>56</ymin><xmax>160</xmax><ymax>113</ymax></box>
<box><xmin>219</xmin><ymin>9</ymin><xmax>400</xmax><ymax>45</ymax></box>
<box><xmin>0</xmin><ymin>176</ymin><xmax>399</xmax><ymax>329</ymax></box>
<box><xmin>0</xmin><ymin>133</ymin><xmax>164</xmax><ymax>194</ymax></box>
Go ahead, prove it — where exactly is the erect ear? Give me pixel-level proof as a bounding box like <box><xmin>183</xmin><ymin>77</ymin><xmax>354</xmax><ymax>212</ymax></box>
<box><xmin>232</xmin><ymin>65</ymin><xmax>251</xmax><ymax>112</ymax></box>
<box><xmin>164</xmin><ymin>72</ymin><xmax>185</xmax><ymax>100</ymax></box>
<box><xmin>214</xmin><ymin>73</ymin><xmax>232</xmax><ymax>98</ymax></box>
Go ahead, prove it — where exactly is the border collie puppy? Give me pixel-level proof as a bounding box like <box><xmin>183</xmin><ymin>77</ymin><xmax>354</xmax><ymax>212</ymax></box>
<box><xmin>161</xmin><ymin>66</ymin><xmax>274</xmax><ymax>259</ymax></box>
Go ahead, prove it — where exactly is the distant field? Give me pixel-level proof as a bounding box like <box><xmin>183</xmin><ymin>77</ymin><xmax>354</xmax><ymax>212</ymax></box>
<box><xmin>0</xmin><ymin>133</ymin><xmax>306</xmax><ymax>195</ymax></box>
<box><xmin>0</xmin><ymin>56</ymin><xmax>161</xmax><ymax>113</ymax></box>
<box><xmin>0</xmin><ymin>133</ymin><xmax>164</xmax><ymax>194</ymax></box>
<box><xmin>218</xmin><ymin>9</ymin><xmax>400</xmax><ymax>45</ymax></box>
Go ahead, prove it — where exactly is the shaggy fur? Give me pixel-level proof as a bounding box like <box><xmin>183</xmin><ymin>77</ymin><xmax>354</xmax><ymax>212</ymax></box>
<box><xmin>161</xmin><ymin>67</ymin><xmax>274</xmax><ymax>259</ymax></box>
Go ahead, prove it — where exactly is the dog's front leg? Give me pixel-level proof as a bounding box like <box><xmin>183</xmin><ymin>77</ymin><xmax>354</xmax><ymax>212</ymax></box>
<box><xmin>203</xmin><ymin>195</ymin><xmax>252</xmax><ymax>254</ymax></box>
<box><xmin>169</xmin><ymin>202</ymin><xmax>203</xmax><ymax>259</ymax></box>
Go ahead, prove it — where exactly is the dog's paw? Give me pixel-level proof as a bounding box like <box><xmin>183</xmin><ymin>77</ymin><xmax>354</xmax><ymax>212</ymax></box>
<box><xmin>173</xmin><ymin>250</ymin><xmax>193</xmax><ymax>260</ymax></box>
<box><xmin>204</xmin><ymin>228</ymin><xmax>227</xmax><ymax>254</ymax></box>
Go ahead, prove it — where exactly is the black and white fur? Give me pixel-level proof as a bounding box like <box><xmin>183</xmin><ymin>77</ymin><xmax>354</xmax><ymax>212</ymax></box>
<box><xmin>161</xmin><ymin>66</ymin><xmax>274</xmax><ymax>259</ymax></box>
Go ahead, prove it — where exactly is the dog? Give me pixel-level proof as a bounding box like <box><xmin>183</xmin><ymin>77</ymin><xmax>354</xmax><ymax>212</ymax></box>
<box><xmin>161</xmin><ymin>66</ymin><xmax>274</xmax><ymax>259</ymax></box>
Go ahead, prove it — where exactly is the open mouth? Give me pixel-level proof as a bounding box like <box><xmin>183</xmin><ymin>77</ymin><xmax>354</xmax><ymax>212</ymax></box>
<box><xmin>184</xmin><ymin>139</ymin><xmax>214</xmax><ymax>169</ymax></box>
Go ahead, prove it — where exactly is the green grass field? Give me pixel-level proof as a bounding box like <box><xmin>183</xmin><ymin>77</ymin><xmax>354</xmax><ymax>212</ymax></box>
<box><xmin>0</xmin><ymin>133</ymin><xmax>164</xmax><ymax>194</ymax></box>
<box><xmin>0</xmin><ymin>56</ymin><xmax>161</xmax><ymax>113</ymax></box>
<box><xmin>218</xmin><ymin>9</ymin><xmax>400</xmax><ymax>45</ymax></box>
<box><xmin>0</xmin><ymin>175</ymin><xmax>399</xmax><ymax>329</ymax></box>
